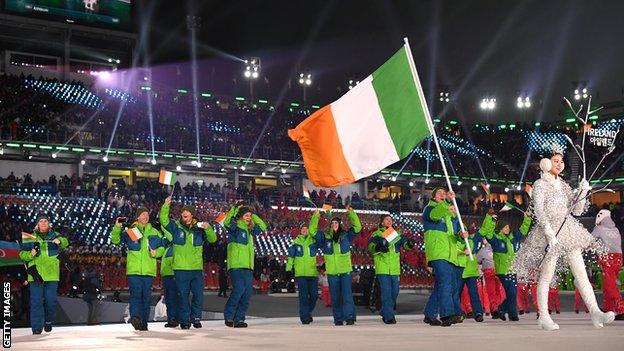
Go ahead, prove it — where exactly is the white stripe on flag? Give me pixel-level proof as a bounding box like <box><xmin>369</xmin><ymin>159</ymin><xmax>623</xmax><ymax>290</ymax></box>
<box><xmin>331</xmin><ymin>75</ymin><xmax>400</xmax><ymax>180</ymax></box>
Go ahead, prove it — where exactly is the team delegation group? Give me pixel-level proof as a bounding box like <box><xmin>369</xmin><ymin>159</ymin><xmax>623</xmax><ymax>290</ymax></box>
<box><xmin>18</xmin><ymin>153</ymin><xmax>624</xmax><ymax>333</ymax></box>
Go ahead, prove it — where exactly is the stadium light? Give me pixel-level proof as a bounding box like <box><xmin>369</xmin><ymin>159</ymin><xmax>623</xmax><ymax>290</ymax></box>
<box><xmin>439</xmin><ymin>91</ymin><xmax>450</xmax><ymax>103</ymax></box>
<box><xmin>472</xmin><ymin>185</ymin><xmax>477</xmax><ymax>191</ymax></box>
<box><xmin>457</xmin><ymin>180</ymin><xmax>462</xmax><ymax>186</ymax></box>
<box><xmin>243</xmin><ymin>58</ymin><xmax>260</xmax><ymax>80</ymax></box>
<box><xmin>80</xmin><ymin>159</ymin><xmax>86</xmax><ymax>165</ymax></box>
<box><xmin>516</xmin><ymin>185</ymin><xmax>522</xmax><ymax>191</ymax></box>
<box><xmin>281</xmin><ymin>168</ymin><xmax>287</xmax><ymax>174</ymax></box>
<box><xmin>516</xmin><ymin>95</ymin><xmax>531</xmax><ymax>109</ymax></box>
<box><xmin>573</xmin><ymin>81</ymin><xmax>589</xmax><ymax>100</ymax></box>
<box><xmin>480</xmin><ymin>97</ymin><xmax>496</xmax><ymax>110</ymax></box>
<box><xmin>51</xmin><ymin>153</ymin><xmax>57</xmax><ymax>159</ymax></box>
<box><xmin>504</xmin><ymin>187</ymin><xmax>510</xmax><ymax>192</ymax></box>
<box><xmin>424</xmin><ymin>178</ymin><xmax>430</xmax><ymax>184</ymax></box>
<box><xmin>391</xmin><ymin>176</ymin><xmax>397</xmax><ymax>182</ymax></box>
<box><xmin>196</xmin><ymin>162</ymin><xmax>202</xmax><ymax>168</ymax></box>
<box><xmin>150</xmin><ymin>158</ymin><xmax>157</xmax><ymax>165</ymax></box>
<box><xmin>102</xmin><ymin>155</ymin><xmax>108</xmax><ymax>162</ymax></box>
<box><xmin>299</xmin><ymin>73</ymin><xmax>312</xmax><ymax>86</ymax></box>
<box><xmin>348</xmin><ymin>79</ymin><xmax>360</xmax><ymax>90</ymax></box>
<box><xmin>408</xmin><ymin>181</ymin><xmax>414</xmax><ymax>187</ymax></box>
<box><xmin>262</xmin><ymin>171</ymin><xmax>267</xmax><ymax>177</ymax></box>
<box><xmin>176</xmin><ymin>165</ymin><xmax>182</xmax><ymax>171</ymax></box>
<box><xmin>240</xmin><ymin>165</ymin><xmax>246</xmax><ymax>171</ymax></box>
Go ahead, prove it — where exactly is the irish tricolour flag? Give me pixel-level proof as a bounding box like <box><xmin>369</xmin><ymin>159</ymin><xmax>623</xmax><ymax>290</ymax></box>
<box><xmin>159</xmin><ymin>169</ymin><xmax>177</xmax><ymax>186</ymax></box>
<box><xmin>288</xmin><ymin>45</ymin><xmax>432</xmax><ymax>187</ymax></box>
<box><xmin>127</xmin><ymin>227</ymin><xmax>142</xmax><ymax>241</ymax></box>
<box><xmin>215</xmin><ymin>212</ymin><xmax>227</xmax><ymax>227</ymax></box>
<box><xmin>382</xmin><ymin>227</ymin><xmax>400</xmax><ymax>245</ymax></box>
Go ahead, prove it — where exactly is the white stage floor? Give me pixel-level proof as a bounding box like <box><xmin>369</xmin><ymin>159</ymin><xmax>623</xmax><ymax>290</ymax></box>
<box><xmin>9</xmin><ymin>313</ymin><xmax>622</xmax><ymax>351</ymax></box>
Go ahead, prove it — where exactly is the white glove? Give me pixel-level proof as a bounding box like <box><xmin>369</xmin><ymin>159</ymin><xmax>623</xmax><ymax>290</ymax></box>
<box><xmin>579</xmin><ymin>179</ymin><xmax>591</xmax><ymax>193</ymax></box>
<box><xmin>544</xmin><ymin>225</ymin><xmax>559</xmax><ymax>247</ymax></box>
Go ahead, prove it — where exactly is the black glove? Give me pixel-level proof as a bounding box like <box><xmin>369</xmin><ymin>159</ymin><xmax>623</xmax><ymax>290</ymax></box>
<box><xmin>33</xmin><ymin>242</ymin><xmax>41</xmax><ymax>256</ymax></box>
<box><xmin>376</xmin><ymin>242</ymin><xmax>389</xmax><ymax>253</ymax></box>
<box><xmin>26</xmin><ymin>265</ymin><xmax>44</xmax><ymax>284</ymax></box>
<box><xmin>405</xmin><ymin>240</ymin><xmax>416</xmax><ymax>250</ymax></box>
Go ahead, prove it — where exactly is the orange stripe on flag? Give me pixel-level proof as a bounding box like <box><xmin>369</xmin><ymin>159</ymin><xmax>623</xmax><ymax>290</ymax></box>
<box><xmin>158</xmin><ymin>169</ymin><xmax>166</xmax><ymax>184</ymax></box>
<box><xmin>126</xmin><ymin>227</ymin><xmax>142</xmax><ymax>241</ymax></box>
<box><xmin>382</xmin><ymin>227</ymin><xmax>399</xmax><ymax>243</ymax></box>
<box><xmin>288</xmin><ymin>106</ymin><xmax>355</xmax><ymax>187</ymax></box>
<box><xmin>216</xmin><ymin>212</ymin><xmax>227</xmax><ymax>226</ymax></box>
<box><xmin>322</xmin><ymin>204</ymin><xmax>333</xmax><ymax>212</ymax></box>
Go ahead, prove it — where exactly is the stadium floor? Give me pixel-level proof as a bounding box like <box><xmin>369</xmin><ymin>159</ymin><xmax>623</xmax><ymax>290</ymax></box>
<box><xmin>114</xmin><ymin>289</ymin><xmax>607</xmax><ymax>317</ymax></box>
<box><xmin>10</xmin><ymin>312</ymin><xmax>623</xmax><ymax>351</ymax></box>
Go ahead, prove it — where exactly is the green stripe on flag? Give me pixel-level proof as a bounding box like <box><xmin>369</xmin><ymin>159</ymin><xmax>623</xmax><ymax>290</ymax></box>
<box><xmin>170</xmin><ymin>172</ymin><xmax>177</xmax><ymax>185</ymax></box>
<box><xmin>371</xmin><ymin>46</ymin><xmax>431</xmax><ymax>159</ymax></box>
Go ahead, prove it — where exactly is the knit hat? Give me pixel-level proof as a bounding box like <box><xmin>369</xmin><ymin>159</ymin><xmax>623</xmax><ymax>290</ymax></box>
<box><xmin>331</xmin><ymin>217</ymin><xmax>342</xmax><ymax>225</ymax></box>
<box><xmin>181</xmin><ymin>205</ymin><xmax>196</xmax><ymax>217</ymax></box>
<box><xmin>36</xmin><ymin>213</ymin><xmax>49</xmax><ymax>223</ymax></box>
<box><xmin>431</xmin><ymin>187</ymin><xmax>446</xmax><ymax>199</ymax></box>
<box><xmin>135</xmin><ymin>207</ymin><xmax>149</xmax><ymax>219</ymax></box>
<box><xmin>596</xmin><ymin>209</ymin><xmax>611</xmax><ymax>226</ymax></box>
<box><xmin>237</xmin><ymin>206</ymin><xmax>252</xmax><ymax>218</ymax></box>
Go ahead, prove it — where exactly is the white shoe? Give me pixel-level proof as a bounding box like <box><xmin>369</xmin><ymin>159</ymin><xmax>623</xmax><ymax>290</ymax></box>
<box><xmin>590</xmin><ymin>309</ymin><xmax>615</xmax><ymax>328</ymax></box>
<box><xmin>538</xmin><ymin>315</ymin><xmax>559</xmax><ymax>331</ymax></box>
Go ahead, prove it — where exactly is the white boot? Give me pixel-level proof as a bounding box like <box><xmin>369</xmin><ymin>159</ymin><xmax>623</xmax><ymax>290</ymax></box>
<box><xmin>538</xmin><ymin>314</ymin><xmax>560</xmax><ymax>331</ymax></box>
<box><xmin>568</xmin><ymin>250</ymin><xmax>616</xmax><ymax>328</ymax></box>
<box><xmin>537</xmin><ymin>255</ymin><xmax>559</xmax><ymax>331</ymax></box>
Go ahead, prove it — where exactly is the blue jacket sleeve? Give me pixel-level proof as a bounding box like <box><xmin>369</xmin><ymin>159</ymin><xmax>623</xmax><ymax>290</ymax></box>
<box><xmin>472</xmin><ymin>232</ymin><xmax>483</xmax><ymax>254</ymax></box>
<box><xmin>148</xmin><ymin>235</ymin><xmax>164</xmax><ymax>249</ymax></box>
<box><xmin>345</xmin><ymin>228</ymin><xmax>358</xmax><ymax>243</ymax></box>
<box><xmin>314</xmin><ymin>230</ymin><xmax>326</xmax><ymax>247</ymax></box>
<box><xmin>512</xmin><ymin>230</ymin><xmax>523</xmax><ymax>246</ymax></box>
<box><xmin>452</xmin><ymin>216</ymin><xmax>461</xmax><ymax>234</ymax></box>
<box><xmin>423</xmin><ymin>206</ymin><xmax>434</xmax><ymax>222</ymax></box>
<box><xmin>287</xmin><ymin>245</ymin><xmax>296</xmax><ymax>258</ymax></box>
<box><xmin>164</xmin><ymin>221</ymin><xmax>178</xmax><ymax>237</ymax></box>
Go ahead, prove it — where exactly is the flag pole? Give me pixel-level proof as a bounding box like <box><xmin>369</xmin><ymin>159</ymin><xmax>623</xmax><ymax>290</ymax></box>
<box><xmin>403</xmin><ymin>37</ymin><xmax>473</xmax><ymax>260</ymax></box>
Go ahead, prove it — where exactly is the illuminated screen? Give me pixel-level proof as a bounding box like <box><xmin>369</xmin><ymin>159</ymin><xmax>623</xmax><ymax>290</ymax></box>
<box><xmin>4</xmin><ymin>0</ymin><xmax>132</xmax><ymax>31</ymax></box>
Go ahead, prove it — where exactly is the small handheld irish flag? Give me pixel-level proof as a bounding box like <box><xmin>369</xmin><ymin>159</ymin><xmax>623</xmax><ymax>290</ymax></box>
<box><xmin>322</xmin><ymin>204</ymin><xmax>333</xmax><ymax>212</ymax></box>
<box><xmin>159</xmin><ymin>169</ymin><xmax>177</xmax><ymax>186</ymax></box>
<box><xmin>302</xmin><ymin>184</ymin><xmax>317</xmax><ymax>207</ymax></box>
<box><xmin>382</xmin><ymin>227</ymin><xmax>400</xmax><ymax>245</ymax></box>
<box><xmin>126</xmin><ymin>227</ymin><xmax>142</xmax><ymax>242</ymax></box>
<box><xmin>22</xmin><ymin>232</ymin><xmax>37</xmax><ymax>243</ymax></box>
<box><xmin>499</xmin><ymin>202</ymin><xmax>515</xmax><ymax>212</ymax></box>
<box><xmin>215</xmin><ymin>212</ymin><xmax>227</xmax><ymax>227</ymax></box>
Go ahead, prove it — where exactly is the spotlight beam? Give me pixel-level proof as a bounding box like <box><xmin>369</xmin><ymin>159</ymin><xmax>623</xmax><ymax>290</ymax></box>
<box><xmin>105</xmin><ymin>1</ymin><xmax>156</xmax><ymax>156</ymax></box>
<box><xmin>187</xmin><ymin>12</ymin><xmax>203</xmax><ymax>167</ymax></box>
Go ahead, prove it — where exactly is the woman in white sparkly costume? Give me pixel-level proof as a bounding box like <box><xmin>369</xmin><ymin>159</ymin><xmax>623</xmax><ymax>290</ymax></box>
<box><xmin>513</xmin><ymin>151</ymin><xmax>615</xmax><ymax>331</ymax></box>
